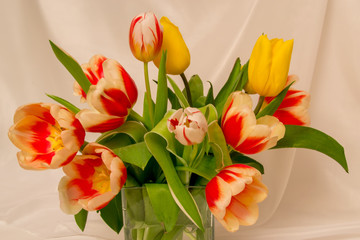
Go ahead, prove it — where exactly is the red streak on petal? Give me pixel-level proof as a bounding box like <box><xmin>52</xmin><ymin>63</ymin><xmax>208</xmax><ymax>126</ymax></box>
<box><xmin>222</xmin><ymin>113</ymin><xmax>244</xmax><ymax>149</ymax></box>
<box><xmin>86</xmin><ymin>117</ymin><xmax>125</xmax><ymax>132</ymax></box>
<box><xmin>101</xmin><ymin>89</ymin><xmax>131</xmax><ymax>117</ymax></box>
<box><xmin>182</xmin><ymin>127</ymin><xmax>192</xmax><ymax>145</ymax></box>
<box><xmin>67</xmin><ymin>179</ymin><xmax>98</xmax><ymax>200</ymax></box>
<box><xmin>169</xmin><ymin>118</ymin><xmax>179</xmax><ymax>128</ymax></box>
<box><xmin>236</xmin><ymin>136</ymin><xmax>266</xmax><ymax>154</ymax></box>
<box><xmin>60</xmin><ymin>152</ymin><xmax>77</xmax><ymax>167</ymax></box>
<box><xmin>205</xmin><ymin>177</ymin><xmax>221</xmax><ymax>209</ymax></box>
<box><xmin>30</xmin><ymin>121</ymin><xmax>52</xmax><ymax>153</ymax></box>
<box><xmin>121</xmin><ymin>67</ymin><xmax>138</xmax><ymax>105</ymax></box>
<box><xmin>273</xmin><ymin>110</ymin><xmax>305</xmax><ymax>126</ymax></box>
<box><xmin>33</xmin><ymin>151</ymin><xmax>55</xmax><ymax>165</ymax></box>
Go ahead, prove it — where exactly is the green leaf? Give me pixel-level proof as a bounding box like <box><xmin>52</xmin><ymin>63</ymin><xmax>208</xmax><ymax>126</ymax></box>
<box><xmin>168</xmin><ymin>87</ymin><xmax>181</xmax><ymax>109</ymax></box>
<box><xmin>143</xmin><ymin>92</ymin><xmax>155</xmax><ymax>130</ymax></box>
<box><xmin>199</xmin><ymin>104</ymin><xmax>218</xmax><ymax>124</ymax></box>
<box><xmin>145</xmin><ymin>184</ymin><xmax>180</xmax><ymax>232</ymax></box>
<box><xmin>99</xmin><ymin>193</ymin><xmax>123</xmax><ymax>233</ymax></box>
<box><xmin>194</xmin><ymin>96</ymin><xmax>207</xmax><ymax>108</ymax></box>
<box><xmin>74</xmin><ymin>209</ymin><xmax>88</xmax><ymax>232</ymax></box>
<box><xmin>144</xmin><ymin>112</ymin><xmax>204</xmax><ymax>230</ymax></box>
<box><xmin>207</xmin><ymin>121</ymin><xmax>232</xmax><ymax>169</ymax></box>
<box><xmin>113</xmin><ymin>142</ymin><xmax>152</xmax><ymax>170</ymax></box>
<box><xmin>188</xmin><ymin>75</ymin><xmax>204</xmax><ymax>104</ymax></box>
<box><xmin>205</xmin><ymin>82</ymin><xmax>215</xmax><ymax>105</ymax></box>
<box><xmin>167</xmin><ymin>76</ymin><xmax>190</xmax><ymax>108</ymax></box>
<box><xmin>230</xmin><ymin>152</ymin><xmax>264</xmax><ymax>174</ymax></box>
<box><xmin>256</xmin><ymin>82</ymin><xmax>293</xmax><ymax>119</ymax></box>
<box><xmin>154</xmin><ymin>51</ymin><xmax>168</xmax><ymax>125</ymax></box>
<box><xmin>176</xmin><ymin>155</ymin><xmax>217</xmax><ymax>181</ymax></box>
<box><xmin>97</xmin><ymin>121</ymin><xmax>148</xmax><ymax>144</ymax></box>
<box><xmin>46</xmin><ymin>94</ymin><xmax>80</xmax><ymax>114</ymax></box>
<box><xmin>273</xmin><ymin>125</ymin><xmax>348</xmax><ymax>172</ymax></box>
<box><xmin>49</xmin><ymin>41</ymin><xmax>91</xmax><ymax>94</ymax></box>
<box><xmin>236</xmin><ymin>60</ymin><xmax>249</xmax><ymax>91</ymax></box>
<box><xmin>214</xmin><ymin>58</ymin><xmax>241</xmax><ymax>116</ymax></box>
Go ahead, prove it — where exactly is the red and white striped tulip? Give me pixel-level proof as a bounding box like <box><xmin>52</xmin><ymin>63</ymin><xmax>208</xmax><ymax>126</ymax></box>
<box><xmin>206</xmin><ymin>164</ymin><xmax>268</xmax><ymax>232</ymax></box>
<box><xmin>73</xmin><ymin>55</ymin><xmax>107</xmax><ymax>102</ymax></box>
<box><xmin>58</xmin><ymin>142</ymin><xmax>127</xmax><ymax>214</ymax></box>
<box><xmin>221</xmin><ymin>92</ymin><xmax>285</xmax><ymax>154</ymax></box>
<box><xmin>167</xmin><ymin>107</ymin><xmax>208</xmax><ymax>145</ymax></box>
<box><xmin>129</xmin><ymin>12</ymin><xmax>163</xmax><ymax>62</ymax></box>
<box><xmin>8</xmin><ymin>103</ymin><xmax>85</xmax><ymax>170</ymax></box>
<box><xmin>76</xmin><ymin>57</ymin><xmax>138</xmax><ymax>132</ymax></box>
<box><xmin>264</xmin><ymin>75</ymin><xmax>310</xmax><ymax>126</ymax></box>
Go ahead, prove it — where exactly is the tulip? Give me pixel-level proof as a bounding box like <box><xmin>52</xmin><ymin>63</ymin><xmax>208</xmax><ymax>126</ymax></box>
<box><xmin>206</xmin><ymin>164</ymin><xmax>268</xmax><ymax>232</ymax></box>
<box><xmin>264</xmin><ymin>75</ymin><xmax>310</xmax><ymax>126</ymax></box>
<box><xmin>8</xmin><ymin>103</ymin><xmax>85</xmax><ymax>170</ymax></box>
<box><xmin>74</xmin><ymin>55</ymin><xmax>107</xmax><ymax>102</ymax></box>
<box><xmin>58</xmin><ymin>142</ymin><xmax>127</xmax><ymax>214</ymax></box>
<box><xmin>247</xmin><ymin>35</ymin><xmax>294</xmax><ymax>97</ymax></box>
<box><xmin>129</xmin><ymin>12</ymin><xmax>163</xmax><ymax>62</ymax></box>
<box><xmin>153</xmin><ymin>16</ymin><xmax>190</xmax><ymax>75</ymax></box>
<box><xmin>167</xmin><ymin>107</ymin><xmax>208</xmax><ymax>145</ymax></box>
<box><xmin>76</xmin><ymin>57</ymin><xmax>138</xmax><ymax>132</ymax></box>
<box><xmin>221</xmin><ymin>92</ymin><xmax>285</xmax><ymax>154</ymax></box>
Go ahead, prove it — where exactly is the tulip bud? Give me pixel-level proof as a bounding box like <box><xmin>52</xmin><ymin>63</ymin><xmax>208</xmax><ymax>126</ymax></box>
<box><xmin>153</xmin><ymin>17</ymin><xmax>190</xmax><ymax>75</ymax></box>
<box><xmin>167</xmin><ymin>107</ymin><xmax>207</xmax><ymax>145</ymax></box>
<box><xmin>247</xmin><ymin>35</ymin><xmax>294</xmax><ymax>97</ymax></box>
<box><xmin>129</xmin><ymin>12</ymin><xmax>163</xmax><ymax>62</ymax></box>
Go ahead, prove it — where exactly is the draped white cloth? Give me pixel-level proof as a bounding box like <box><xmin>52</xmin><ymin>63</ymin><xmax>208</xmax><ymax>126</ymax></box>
<box><xmin>1</xmin><ymin>0</ymin><xmax>359</xmax><ymax>239</ymax></box>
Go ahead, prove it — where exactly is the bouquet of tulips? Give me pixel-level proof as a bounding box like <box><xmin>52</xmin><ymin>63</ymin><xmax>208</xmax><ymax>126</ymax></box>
<box><xmin>8</xmin><ymin>11</ymin><xmax>347</xmax><ymax>237</ymax></box>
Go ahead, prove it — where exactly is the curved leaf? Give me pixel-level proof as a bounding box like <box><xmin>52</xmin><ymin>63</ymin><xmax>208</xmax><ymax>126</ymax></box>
<box><xmin>96</xmin><ymin>121</ymin><xmax>147</xmax><ymax>144</ymax></box>
<box><xmin>273</xmin><ymin>125</ymin><xmax>348</xmax><ymax>172</ymax></box>
<box><xmin>154</xmin><ymin>51</ymin><xmax>168</xmax><ymax>125</ymax></box>
<box><xmin>167</xmin><ymin>76</ymin><xmax>190</xmax><ymax>108</ymax></box>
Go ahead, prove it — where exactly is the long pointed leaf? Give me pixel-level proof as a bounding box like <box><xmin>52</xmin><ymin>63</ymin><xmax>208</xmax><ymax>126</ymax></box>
<box><xmin>273</xmin><ymin>125</ymin><xmax>348</xmax><ymax>172</ymax></box>
<box><xmin>214</xmin><ymin>58</ymin><xmax>241</xmax><ymax>116</ymax></box>
<box><xmin>256</xmin><ymin>82</ymin><xmax>294</xmax><ymax>119</ymax></box>
<box><xmin>205</xmin><ymin>82</ymin><xmax>215</xmax><ymax>105</ymax></box>
<box><xmin>167</xmin><ymin>76</ymin><xmax>190</xmax><ymax>108</ymax></box>
<box><xmin>46</xmin><ymin>94</ymin><xmax>80</xmax><ymax>114</ymax></box>
<box><xmin>49</xmin><ymin>41</ymin><xmax>91</xmax><ymax>94</ymax></box>
<box><xmin>154</xmin><ymin>51</ymin><xmax>168</xmax><ymax>125</ymax></box>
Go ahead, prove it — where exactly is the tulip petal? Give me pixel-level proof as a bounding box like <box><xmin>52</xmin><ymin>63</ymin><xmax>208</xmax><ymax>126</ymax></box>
<box><xmin>76</xmin><ymin>109</ymin><xmax>126</xmax><ymax>132</ymax></box>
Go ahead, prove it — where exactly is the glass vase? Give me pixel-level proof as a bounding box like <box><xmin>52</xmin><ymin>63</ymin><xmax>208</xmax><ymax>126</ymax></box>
<box><xmin>122</xmin><ymin>186</ymin><xmax>214</xmax><ymax>240</ymax></box>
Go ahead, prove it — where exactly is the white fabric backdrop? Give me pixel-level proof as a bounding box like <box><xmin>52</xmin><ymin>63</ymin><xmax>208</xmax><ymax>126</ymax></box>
<box><xmin>1</xmin><ymin>0</ymin><xmax>359</xmax><ymax>239</ymax></box>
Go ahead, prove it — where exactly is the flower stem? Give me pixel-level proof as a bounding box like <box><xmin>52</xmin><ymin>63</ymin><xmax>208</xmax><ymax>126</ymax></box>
<box><xmin>254</xmin><ymin>96</ymin><xmax>265</xmax><ymax>115</ymax></box>
<box><xmin>144</xmin><ymin>62</ymin><xmax>154</xmax><ymax>127</ymax></box>
<box><xmin>180</xmin><ymin>73</ymin><xmax>193</xmax><ymax>107</ymax></box>
<box><xmin>129</xmin><ymin>110</ymin><xmax>146</xmax><ymax>125</ymax></box>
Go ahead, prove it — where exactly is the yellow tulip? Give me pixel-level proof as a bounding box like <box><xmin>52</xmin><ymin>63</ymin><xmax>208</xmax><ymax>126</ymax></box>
<box><xmin>153</xmin><ymin>17</ymin><xmax>190</xmax><ymax>75</ymax></box>
<box><xmin>247</xmin><ymin>35</ymin><xmax>294</xmax><ymax>97</ymax></box>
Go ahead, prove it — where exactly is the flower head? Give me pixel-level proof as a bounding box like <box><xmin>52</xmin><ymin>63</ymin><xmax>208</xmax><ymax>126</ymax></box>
<box><xmin>58</xmin><ymin>143</ymin><xmax>127</xmax><ymax>214</ymax></box>
<box><xmin>8</xmin><ymin>103</ymin><xmax>85</xmax><ymax>170</ymax></box>
<box><xmin>167</xmin><ymin>107</ymin><xmax>208</xmax><ymax>145</ymax></box>
<box><xmin>264</xmin><ymin>75</ymin><xmax>310</xmax><ymax>126</ymax></box>
<box><xmin>129</xmin><ymin>12</ymin><xmax>163</xmax><ymax>62</ymax></box>
<box><xmin>153</xmin><ymin>16</ymin><xmax>190</xmax><ymax>75</ymax></box>
<box><xmin>74</xmin><ymin>55</ymin><xmax>107</xmax><ymax>102</ymax></box>
<box><xmin>206</xmin><ymin>164</ymin><xmax>268</xmax><ymax>232</ymax></box>
<box><xmin>247</xmin><ymin>35</ymin><xmax>294</xmax><ymax>97</ymax></box>
<box><xmin>221</xmin><ymin>92</ymin><xmax>285</xmax><ymax>154</ymax></box>
<box><xmin>76</xmin><ymin>57</ymin><xmax>138</xmax><ymax>132</ymax></box>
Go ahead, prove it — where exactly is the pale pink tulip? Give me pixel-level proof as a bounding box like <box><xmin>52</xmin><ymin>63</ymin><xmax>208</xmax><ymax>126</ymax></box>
<box><xmin>167</xmin><ymin>107</ymin><xmax>208</xmax><ymax>145</ymax></box>
<box><xmin>206</xmin><ymin>164</ymin><xmax>268</xmax><ymax>232</ymax></box>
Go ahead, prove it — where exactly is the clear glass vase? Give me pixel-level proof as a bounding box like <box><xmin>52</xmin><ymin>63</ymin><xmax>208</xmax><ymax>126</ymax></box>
<box><xmin>122</xmin><ymin>186</ymin><xmax>214</xmax><ymax>240</ymax></box>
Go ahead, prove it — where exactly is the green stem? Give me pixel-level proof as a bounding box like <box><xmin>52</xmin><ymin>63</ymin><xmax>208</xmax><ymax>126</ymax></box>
<box><xmin>144</xmin><ymin>62</ymin><xmax>154</xmax><ymax>127</ymax></box>
<box><xmin>129</xmin><ymin>110</ymin><xmax>146</xmax><ymax>125</ymax></box>
<box><xmin>254</xmin><ymin>96</ymin><xmax>265</xmax><ymax>115</ymax></box>
<box><xmin>176</xmin><ymin>166</ymin><xmax>212</xmax><ymax>181</ymax></box>
<box><xmin>180</xmin><ymin>73</ymin><xmax>193</xmax><ymax>107</ymax></box>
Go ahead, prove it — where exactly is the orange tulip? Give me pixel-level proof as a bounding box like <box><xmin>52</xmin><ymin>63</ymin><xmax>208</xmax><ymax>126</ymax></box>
<box><xmin>58</xmin><ymin>143</ymin><xmax>127</xmax><ymax>214</ymax></box>
<box><xmin>8</xmin><ymin>103</ymin><xmax>85</xmax><ymax>170</ymax></box>
<box><xmin>206</xmin><ymin>164</ymin><xmax>268</xmax><ymax>232</ymax></box>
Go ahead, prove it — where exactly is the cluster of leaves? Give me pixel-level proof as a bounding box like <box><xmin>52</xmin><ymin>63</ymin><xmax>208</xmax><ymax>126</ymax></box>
<box><xmin>49</xmin><ymin>41</ymin><xmax>347</xmax><ymax>234</ymax></box>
